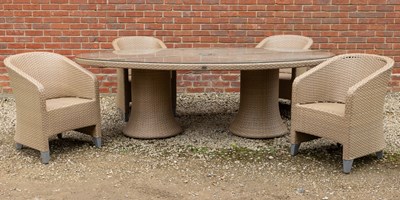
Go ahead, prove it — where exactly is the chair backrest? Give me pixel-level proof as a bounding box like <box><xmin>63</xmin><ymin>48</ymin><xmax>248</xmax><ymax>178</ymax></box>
<box><xmin>5</xmin><ymin>52</ymin><xmax>79</xmax><ymax>99</ymax></box>
<box><xmin>298</xmin><ymin>54</ymin><xmax>393</xmax><ymax>103</ymax></box>
<box><xmin>112</xmin><ymin>36</ymin><xmax>167</xmax><ymax>50</ymax></box>
<box><xmin>256</xmin><ymin>35</ymin><xmax>313</xmax><ymax>50</ymax></box>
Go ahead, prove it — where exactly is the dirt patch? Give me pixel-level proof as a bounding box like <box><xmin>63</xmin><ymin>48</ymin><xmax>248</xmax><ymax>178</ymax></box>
<box><xmin>1</xmin><ymin>152</ymin><xmax>400</xmax><ymax>199</ymax></box>
<box><xmin>1</xmin><ymin>94</ymin><xmax>400</xmax><ymax>199</ymax></box>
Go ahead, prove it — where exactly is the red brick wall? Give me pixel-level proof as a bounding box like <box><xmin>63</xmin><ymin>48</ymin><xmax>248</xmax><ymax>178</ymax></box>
<box><xmin>1</xmin><ymin>0</ymin><xmax>399</xmax><ymax>94</ymax></box>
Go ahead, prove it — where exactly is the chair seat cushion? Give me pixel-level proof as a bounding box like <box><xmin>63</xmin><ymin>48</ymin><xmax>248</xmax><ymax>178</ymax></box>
<box><xmin>46</xmin><ymin>97</ymin><xmax>94</xmax><ymax>111</ymax></box>
<box><xmin>298</xmin><ymin>102</ymin><xmax>345</xmax><ymax>116</ymax></box>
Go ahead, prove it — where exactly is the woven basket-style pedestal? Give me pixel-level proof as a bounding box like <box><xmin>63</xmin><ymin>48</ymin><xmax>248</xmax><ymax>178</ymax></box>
<box><xmin>123</xmin><ymin>70</ymin><xmax>182</xmax><ymax>139</ymax></box>
<box><xmin>229</xmin><ymin>69</ymin><xmax>288</xmax><ymax>138</ymax></box>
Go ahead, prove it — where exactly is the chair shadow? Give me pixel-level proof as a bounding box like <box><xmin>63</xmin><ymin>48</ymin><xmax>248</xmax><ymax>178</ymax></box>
<box><xmin>292</xmin><ymin>142</ymin><xmax>383</xmax><ymax>172</ymax></box>
<box><xmin>15</xmin><ymin>132</ymin><xmax>95</xmax><ymax>161</ymax></box>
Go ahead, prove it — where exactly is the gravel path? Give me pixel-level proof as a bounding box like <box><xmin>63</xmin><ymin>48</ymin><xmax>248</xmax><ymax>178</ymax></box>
<box><xmin>0</xmin><ymin>93</ymin><xmax>399</xmax><ymax>199</ymax></box>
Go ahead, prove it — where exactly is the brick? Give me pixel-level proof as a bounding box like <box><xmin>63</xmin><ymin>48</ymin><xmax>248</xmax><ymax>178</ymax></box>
<box><xmin>201</xmin><ymin>74</ymin><xmax>220</xmax><ymax>81</ymax></box>
<box><xmin>248</xmin><ymin>5</ymin><xmax>266</xmax><ymax>11</ymax></box>
<box><xmin>24</xmin><ymin>30</ymin><xmax>43</xmax><ymax>36</ymax></box>
<box><xmin>177</xmin><ymin>81</ymin><xmax>193</xmax><ymax>87</ymax></box>
<box><xmin>87</xmin><ymin>68</ymin><xmax>101</xmax><ymax>74</ymax></box>
<box><xmin>221</xmin><ymin>75</ymin><xmax>239</xmax><ymax>81</ymax></box>
<box><xmin>2</xmin><ymin>87</ymin><xmax>13</xmax><ymax>94</ymax></box>
<box><xmin>357</xmin><ymin>31</ymin><xmax>374</xmax><ymax>37</ymax></box>
<box><xmin>182</xmin><ymin>74</ymin><xmax>201</xmax><ymax>81</ymax></box>
<box><xmin>146</xmin><ymin>24</ymin><xmax>163</xmax><ymax>30</ymax></box>
<box><xmin>293</xmin><ymin>0</ymin><xmax>312</xmax><ymax>5</ymax></box>
<box><xmin>212</xmin><ymin>81</ymin><xmax>230</xmax><ymax>87</ymax></box>
<box><xmin>349</xmin><ymin>12</ymin><xmax>385</xmax><ymax>18</ymax></box>
<box><xmin>388</xmin><ymin>81</ymin><xmax>399</xmax><ymax>87</ymax></box>
<box><xmin>388</xmin><ymin>0</ymin><xmax>400</xmax><ymax>4</ymax></box>
<box><xmin>0</xmin><ymin>82</ymin><xmax>10</xmax><ymax>87</ymax></box>
<box><xmin>304</xmin><ymin>5</ymin><xmax>321</xmax><ymax>11</ymax></box>
<box><xmin>285</xmin><ymin>5</ymin><xmax>303</xmax><ymax>11</ymax></box>
<box><xmin>350</xmin><ymin>0</ymin><xmax>367</xmax><ymax>4</ymax></box>
<box><xmin>0</xmin><ymin>75</ymin><xmax>10</xmax><ymax>81</ymax></box>
<box><xmin>34</xmin><ymin>37</ymin><xmax>52</xmax><ymax>42</ymax></box>
<box><xmin>98</xmin><ymin>88</ymin><xmax>110</xmax><ymax>93</ymax></box>
<box><xmin>367</xmin><ymin>38</ymin><xmax>385</xmax><ymax>43</ymax></box>
<box><xmin>193</xmin><ymin>81</ymin><xmax>210</xmax><ymax>87</ymax></box>
<box><xmin>8</xmin><ymin>43</ymin><xmax>24</xmax><ymax>49</ymax></box>
<box><xmin>357</xmin><ymin>43</ymin><xmax>374</xmax><ymax>49</ymax></box>
<box><xmin>332</xmin><ymin>0</ymin><xmax>349</xmax><ymax>4</ymax></box>
<box><xmin>173</xmin><ymin>5</ymin><xmax>191</xmax><ymax>11</ymax></box>
<box><xmin>230</xmin><ymin>81</ymin><xmax>240</xmax><ymax>88</ymax></box>
<box><xmin>186</xmin><ymin>87</ymin><xmax>204</xmax><ymax>93</ymax></box>
<box><xmin>225</xmin><ymin>88</ymin><xmax>240</xmax><ymax>92</ymax></box>
<box><xmin>102</xmin><ymin>68</ymin><xmax>117</xmax><ymax>74</ymax></box>
<box><xmin>330</xmin><ymin>24</ymin><xmax>348</xmax><ymax>31</ymax></box>
<box><xmin>200</xmin><ymin>36</ymin><xmax>218</xmax><ymax>43</ymax></box>
<box><xmin>392</xmin><ymin>68</ymin><xmax>400</xmax><ymax>74</ymax></box>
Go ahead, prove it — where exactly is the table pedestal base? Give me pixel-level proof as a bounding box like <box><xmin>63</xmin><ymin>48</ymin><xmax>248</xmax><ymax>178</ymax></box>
<box><xmin>123</xmin><ymin>70</ymin><xmax>182</xmax><ymax>139</ymax></box>
<box><xmin>229</xmin><ymin>69</ymin><xmax>288</xmax><ymax>138</ymax></box>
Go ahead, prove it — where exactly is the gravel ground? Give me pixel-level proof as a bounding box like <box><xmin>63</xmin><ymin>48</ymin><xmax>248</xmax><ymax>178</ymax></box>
<box><xmin>0</xmin><ymin>93</ymin><xmax>400</xmax><ymax>199</ymax></box>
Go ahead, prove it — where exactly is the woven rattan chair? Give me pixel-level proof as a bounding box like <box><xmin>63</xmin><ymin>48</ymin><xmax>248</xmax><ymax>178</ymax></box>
<box><xmin>112</xmin><ymin>36</ymin><xmax>176</xmax><ymax>121</ymax></box>
<box><xmin>4</xmin><ymin>52</ymin><xmax>101</xmax><ymax>164</ymax></box>
<box><xmin>256</xmin><ymin>35</ymin><xmax>313</xmax><ymax>100</ymax></box>
<box><xmin>290</xmin><ymin>54</ymin><xmax>394</xmax><ymax>173</ymax></box>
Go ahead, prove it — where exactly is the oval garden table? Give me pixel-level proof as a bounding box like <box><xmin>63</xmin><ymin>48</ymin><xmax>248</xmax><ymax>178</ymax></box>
<box><xmin>75</xmin><ymin>48</ymin><xmax>334</xmax><ymax>139</ymax></box>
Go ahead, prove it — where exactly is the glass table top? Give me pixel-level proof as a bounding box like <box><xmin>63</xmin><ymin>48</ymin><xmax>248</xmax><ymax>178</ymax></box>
<box><xmin>76</xmin><ymin>48</ymin><xmax>335</xmax><ymax>65</ymax></box>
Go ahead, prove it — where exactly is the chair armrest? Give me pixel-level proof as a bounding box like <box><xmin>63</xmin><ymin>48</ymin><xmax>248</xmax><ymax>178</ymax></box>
<box><xmin>291</xmin><ymin>57</ymin><xmax>340</xmax><ymax>104</ymax></box>
<box><xmin>62</xmin><ymin>58</ymin><xmax>99</xmax><ymax>100</ymax></box>
<box><xmin>7</xmin><ymin>66</ymin><xmax>47</xmax><ymax>115</ymax></box>
<box><xmin>345</xmin><ymin>60</ymin><xmax>393</xmax><ymax>118</ymax></box>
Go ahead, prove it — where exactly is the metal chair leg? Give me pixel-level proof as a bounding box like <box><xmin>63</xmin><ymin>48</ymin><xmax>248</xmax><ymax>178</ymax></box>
<box><xmin>16</xmin><ymin>143</ymin><xmax>23</xmax><ymax>150</ymax></box>
<box><xmin>376</xmin><ymin>151</ymin><xmax>384</xmax><ymax>159</ymax></box>
<box><xmin>93</xmin><ymin>137</ymin><xmax>102</xmax><ymax>148</ymax></box>
<box><xmin>290</xmin><ymin>144</ymin><xmax>300</xmax><ymax>156</ymax></box>
<box><xmin>343</xmin><ymin>159</ymin><xmax>354</xmax><ymax>174</ymax></box>
<box><xmin>41</xmin><ymin>151</ymin><xmax>50</xmax><ymax>164</ymax></box>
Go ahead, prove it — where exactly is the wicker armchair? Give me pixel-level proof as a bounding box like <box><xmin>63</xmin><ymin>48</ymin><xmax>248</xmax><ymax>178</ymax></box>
<box><xmin>256</xmin><ymin>35</ymin><xmax>313</xmax><ymax>100</ymax></box>
<box><xmin>4</xmin><ymin>52</ymin><xmax>101</xmax><ymax>164</ymax></box>
<box><xmin>290</xmin><ymin>54</ymin><xmax>394</xmax><ymax>173</ymax></box>
<box><xmin>112</xmin><ymin>36</ymin><xmax>176</xmax><ymax>121</ymax></box>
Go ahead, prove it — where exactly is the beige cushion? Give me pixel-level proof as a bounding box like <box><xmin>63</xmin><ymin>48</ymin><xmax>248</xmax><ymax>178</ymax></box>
<box><xmin>46</xmin><ymin>97</ymin><xmax>93</xmax><ymax>111</ymax></box>
<box><xmin>298</xmin><ymin>102</ymin><xmax>345</xmax><ymax>116</ymax></box>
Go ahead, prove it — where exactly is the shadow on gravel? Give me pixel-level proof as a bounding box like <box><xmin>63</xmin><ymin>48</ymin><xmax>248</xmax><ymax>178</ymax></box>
<box><xmin>289</xmin><ymin>142</ymin><xmax>389</xmax><ymax>173</ymax></box>
<box><xmin>14</xmin><ymin>134</ymin><xmax>94</xmax><ymax>160</ymax></box>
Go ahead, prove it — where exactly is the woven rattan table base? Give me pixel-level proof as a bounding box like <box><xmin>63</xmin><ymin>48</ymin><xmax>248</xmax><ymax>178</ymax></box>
<box><xmin>123</xmin><ymin>69</ymin><xmax>182</xmax><ymax>138</ymax></box>
<box><xmin>229</xmin><ymin>69</ymin><xmax>288</xmax><ymax>138</ymax></box>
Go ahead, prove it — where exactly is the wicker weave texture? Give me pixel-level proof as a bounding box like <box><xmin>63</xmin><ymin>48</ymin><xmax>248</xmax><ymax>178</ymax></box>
<box><xmin>112</xmin><ymin>36</ymin><xmax>167</xmax><ymax>50</ymax></box>
<box><xmin>256</xmin><ymin>35</ymin><xmax>314</xmax><ymax>100</ymax></box>
<box><xmin>291</xmin><ymin>53</ymin><xmax>394</xmax><ymax>160</ymax></box>
<box><xmin>75</xmin><ymin>48</ymin><xmax>333</xmax><ymax>139</ymax></box>
<box><xmin>123</xmin><ymin>70</ymin><xmax>182</xmax><ymax>138</ymax></box>
<box><xmin>256</xmin><ymin>35</ymin><xmax>313</xmax><ymax>50</ymax></box>
<box><xmin>229</xmin><ymin>69</ymin><xmax>287</xmax><ymax>138</ymax></box>
<box><xmin>112</xmin><ymin>36</ymin><xmax>168</xmax><ymax>120</ymax></box>
<box><xmin>4</xmin><ymin>52</ymin><xmax>101</xmax><ymax>155</ymax></box>
<box><xmin>75</xmin><ymin>57</ymin><xmax>327</xmax><ymax>71</ymax></box>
